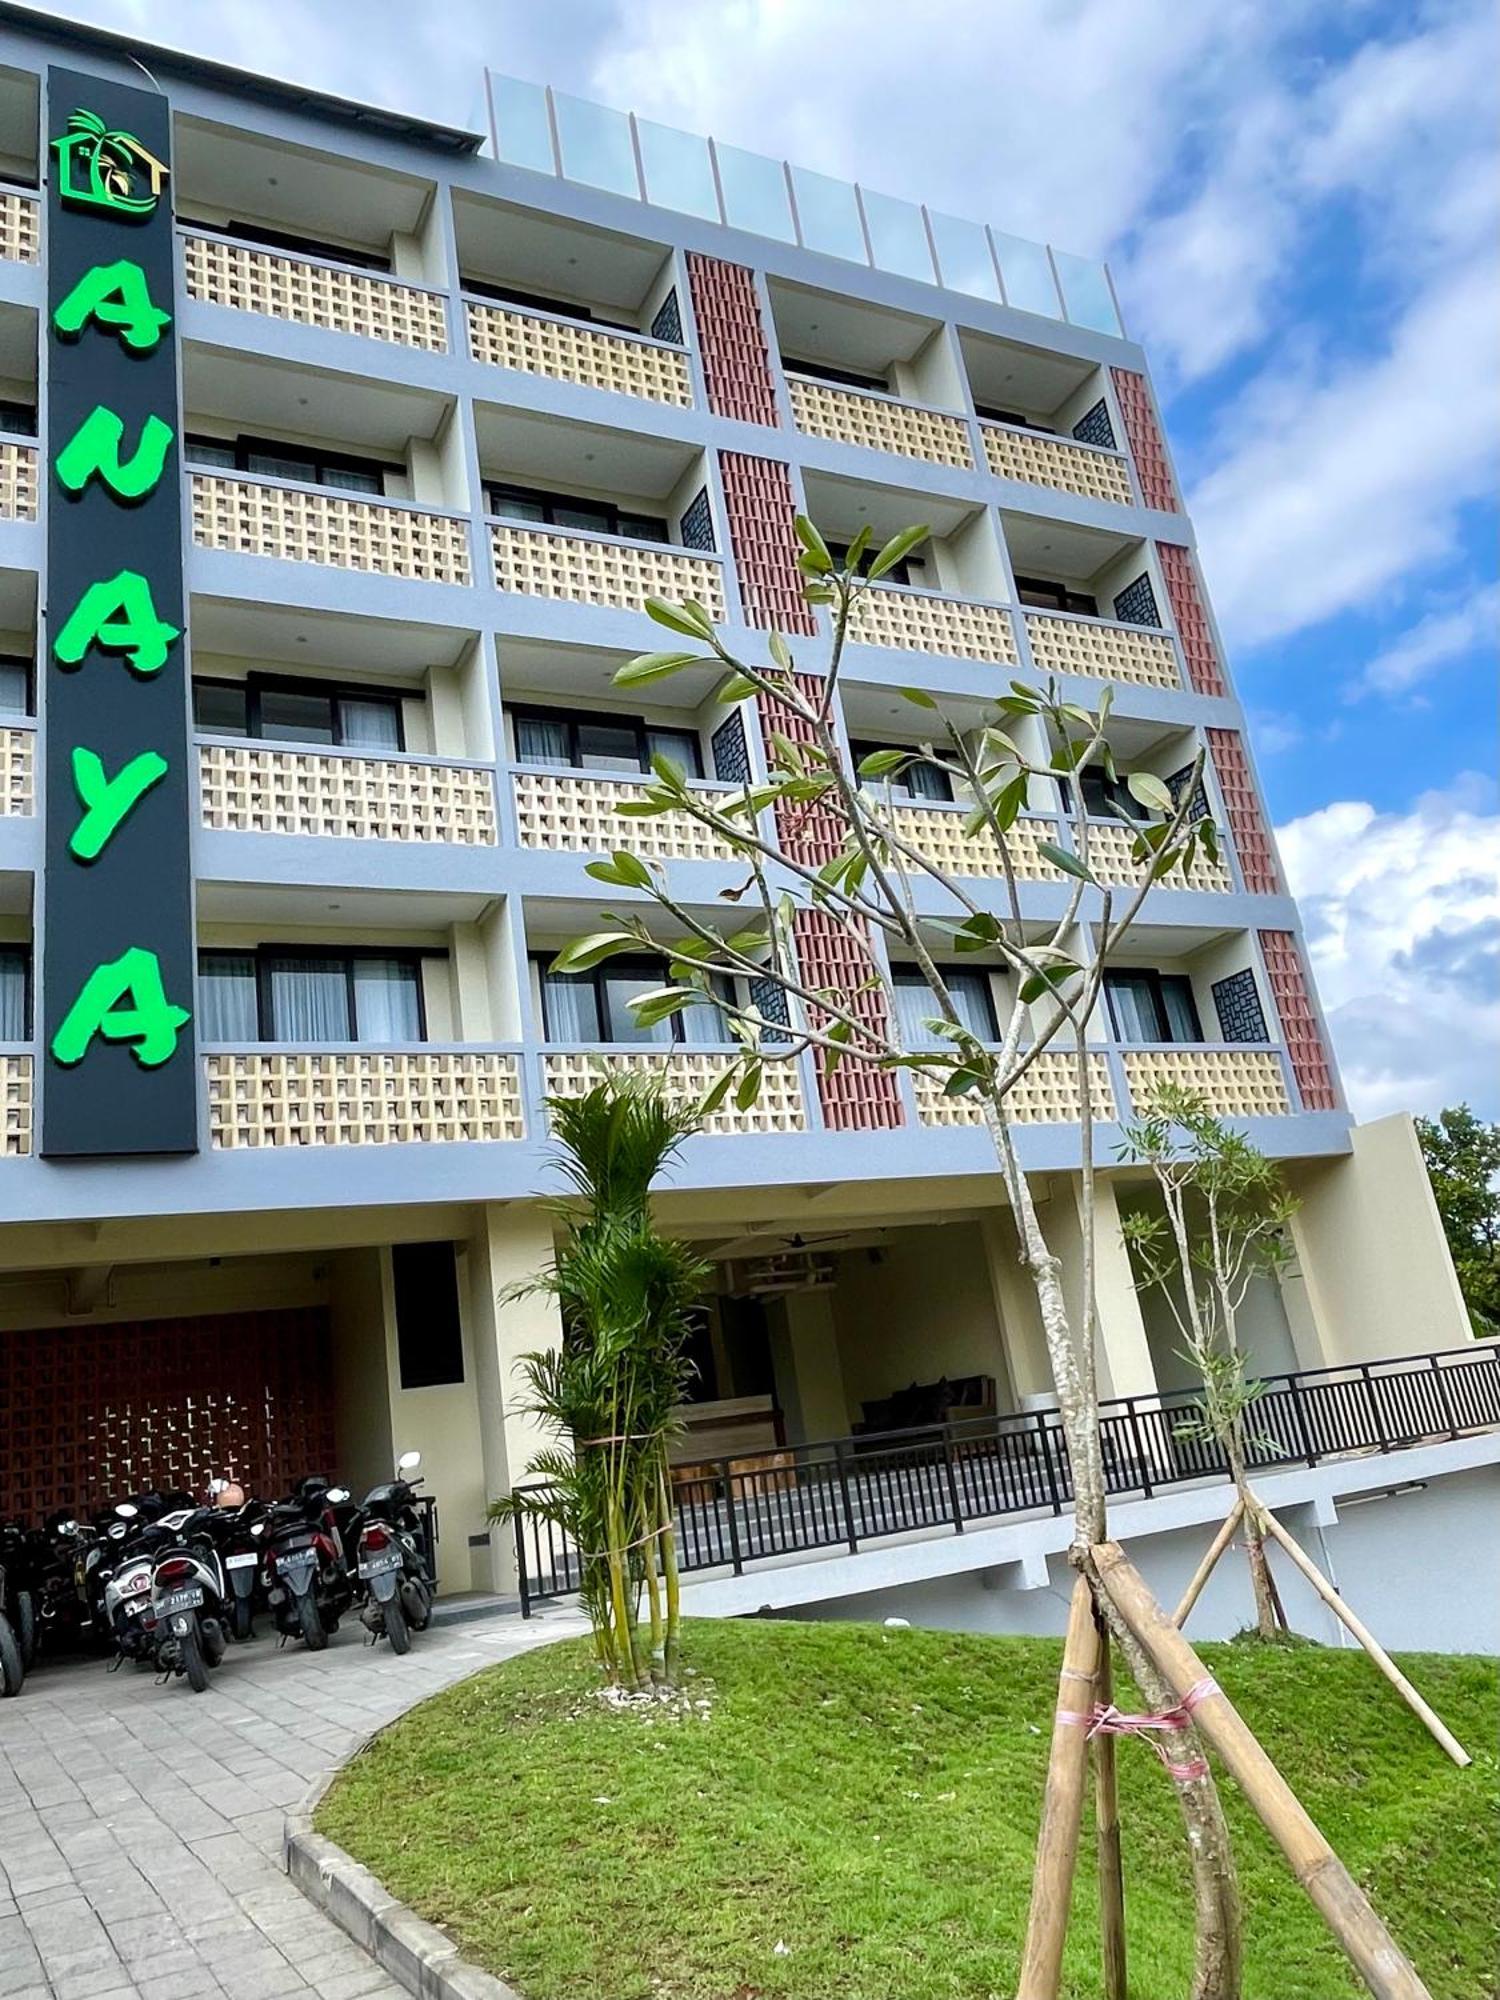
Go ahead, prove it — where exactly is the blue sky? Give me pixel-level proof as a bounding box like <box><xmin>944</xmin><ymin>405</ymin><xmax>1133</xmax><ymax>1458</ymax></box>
<box><xmin>59</xmin><ymin>0</ymin><xmax>1500</xmax><ymax>1119</ymax></box>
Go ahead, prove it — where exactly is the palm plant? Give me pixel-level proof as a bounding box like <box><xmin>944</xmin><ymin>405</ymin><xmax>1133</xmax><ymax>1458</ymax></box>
<box><xmin>491</xmin><ymin>1078</ymin><xmax>709</xmax><ymax>1687</ymax></box>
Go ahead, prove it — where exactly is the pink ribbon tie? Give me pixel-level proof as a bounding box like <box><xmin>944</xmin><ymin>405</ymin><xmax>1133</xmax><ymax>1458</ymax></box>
<box><xmin>1060</xmin><ymin>1676</ymin><xmax>1219</xmax><ymax>1784</ymax></box>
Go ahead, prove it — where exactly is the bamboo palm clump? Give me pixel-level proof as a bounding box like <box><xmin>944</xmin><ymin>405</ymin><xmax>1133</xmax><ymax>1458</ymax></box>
<box><xmin>491</xmin><ymin>1080</ymin><xmax>709</xmax><ymax>1690</ymax></box>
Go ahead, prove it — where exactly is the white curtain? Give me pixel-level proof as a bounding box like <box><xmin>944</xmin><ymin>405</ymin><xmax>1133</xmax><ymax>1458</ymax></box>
<box><xmin>267</xmin><ymin>957</ymin><xmax>349</xmax><ymax>1042</ymax></box>
<box><xmin>892</xmin><ymin>976</ymin><xmax>943</xmax><ymax>1049</ymax></box>
<box><xmin>198</xmin><ymin>953</ymin><xmax>257</xmax><ymax>1042</ymax></box>
<box><xmin>0</xmin><ymin>951</ymin><xmax>26</xmax><ymax>1040</ymax></box>
<box><xmin>352</xmin><ymin>959</ymin><xmax>421</xmax><ymax>1042</ymax></box>
<box><xmin>542</xmin><ymin>973</ymin><xmax>601</xmax><ymax>1042</ymax></box>
<box><xmin>339</xmin><ymin>698</ymin><xmax>401</xmax><ymax>751</ymax></box>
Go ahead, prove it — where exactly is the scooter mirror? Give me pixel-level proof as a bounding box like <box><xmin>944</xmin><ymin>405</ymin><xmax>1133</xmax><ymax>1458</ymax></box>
<box><xmin>397</xmin><ymin>1451</ymin><xmax>422</xmax><ymax>1472</ymax></box>
<box><xmin>59</xmin><ymin>1519</ymin><xmax>77</xmax><ymax>1534</ymax></box>
<box><xmin>250</xmin><ymin>1520</ymin><xmax>265</xmax><ymax>1536</ymax></box>
<box><xmin>115</xmin><ymin>1502</ymin><xmax>139</xmax><ymax>1519</ymax></box>
<box><xmin>326</xmin><ymin>1487</ymin><xmax>350</xmax><ymax>1504</ymax></box>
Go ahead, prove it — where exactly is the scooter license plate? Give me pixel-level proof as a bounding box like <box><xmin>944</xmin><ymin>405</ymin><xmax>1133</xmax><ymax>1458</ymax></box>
<box><xmin>225</xmin><ymin>1553</ymin><xmax>259</xmax><ymax>1570</ymax></box>
<box><xmin>359</xmin><ymin>1551</ymin><xmax>402</xmax><ymax>1578</ymax></box>
<box><xmin>278</xmin><ymin>1548</ymin><xmax>316</xmax><ymax>1573</ymax></box>
<box><xmin>157</xmin><ymin>1586</ymin><xmax>203</xmax><ymax>1614</ymax></box>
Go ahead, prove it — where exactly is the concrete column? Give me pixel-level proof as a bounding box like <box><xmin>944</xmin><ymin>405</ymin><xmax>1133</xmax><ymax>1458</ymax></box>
<box><xmin>979</xmin><ymin>1209</ymin><xmax>1050</xmax><ymax>1406</ymax></box>
<box><xmin>769</xmin><ymin>1289</ymin><xmax>850</xmax><ymax>1443</ymax></box>
<box><xmin>1084</xmin><ymin>1176</ymin><xmax>1161</xmax><ymax>1402</ymax></box>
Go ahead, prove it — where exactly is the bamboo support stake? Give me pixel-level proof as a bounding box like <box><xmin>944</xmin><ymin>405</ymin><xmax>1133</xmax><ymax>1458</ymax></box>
<box><xmin>1093</xmin><ymin>1541</ymin><xmax>1435</xmax><ymax>2000</ymax></box>
<box><xmin>1251</xmin><ymin>1493</ymin><xmax>1471</xmax><ymax>1768</ymax></box>
<box><xmin>1016</xmin><ymin>1576</ymin><xmax>1100</xmax><ymax>2000</ymax></box>
<box><xmin>1091</xmin><ymin>1627</ymin><xmax>1128</xmax><ymax>2000</ymax></box>
<box><xmin>1172</xmin><ymin>1496</ymin><xmax>1245</xmax><ymax>1628</ymax></box>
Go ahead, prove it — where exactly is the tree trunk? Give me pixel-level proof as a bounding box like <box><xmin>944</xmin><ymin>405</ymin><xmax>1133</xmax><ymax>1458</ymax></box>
<box><xmin>1226</xmin><ymin>1434</ymin><xmax>1280</xmax><ymax>1639</ymax></box>
<box><xmin>658</xmin><ymin>1457</ymin><xmax>683</xmax><ymax>1686</ymax></box>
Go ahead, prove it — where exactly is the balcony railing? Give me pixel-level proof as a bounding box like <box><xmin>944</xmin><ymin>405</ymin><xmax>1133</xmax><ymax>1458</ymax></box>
<box><xmin>198</xmin><ymin>741</ymin><xmax>498</xmax><ymax>844</ymax></box>
<box><xmin>513</xmin><ymin>767</ymin><xmax>737</xmax><ymax>860</ymax></box>
<box><xmin>467</xmin><ymin>299</ymin><xmax>693</xmax><ymax>407</ymax></box>
<box><xmin>491</xmin><ymin>520</ymin><xmax>727</xmax><ymax>621</ymax></box>
<box><xmin>980</xmin><ymin>419</ymin><xmax>1133</xmax><ymax>505</ymax></box>
<box><xmin>0</xmin><ymin>1052</ymin><xmax>30</xmax><ymax>1156</ymax></box>
<box><xmin>191</xmin><ymin>471</ymin><xmax>472</xmax><ymax>585</ymax></box>
<box><xmin>1023</xmin><ymin>607</ymin><xmax>1181</xmax><ymax>689</ymax></box>
<box><xmin>0</xmin><ymin>440</ymin><xmax>38</xmax><ymax>522</ymax></box>
<box><xmin>914</xmin><ymin>1050</ymin><xmax>1117</xmax><ymax>1127</ymax></box>
<box><xmin>0</xmin><ymin>187</ymin><xmax>38</xmax><ymax>265</ymax></box>
<box><xmin>512</xmin><ymin>1343</ymin><xmax>1500</xmax><ymax>1604</ymax></box>
<box><xmin>886</xmin><ymin>801</ymin><xmax>1061</xmax><ymax>881</ymax></box>
<box><xmin>788</xmin><ymin>374</ymin><xmax>974</xmax><ymax>469</ymax></box>
<box><xmin>847</xmin><ymin>582</ymin><xmax>1018</xmax><ymax>664</ymax></box>
<box><xmin>182</xmin><ymin>230</ymin><xmax>449</xmax><ymax>351</ymax></box>
<box><xmin>205</xmin><ymin>1046</ymin><xmax>526</xmax><ymax>1148</ymax></box>
<box><xmin>543</xmin><ymin>1047</ymin><xmax>808</xmax><ymax>1135</ymax></box>
<box><xmin>0</xmin><ymin>724</ymin><xmax>34</xmax><ymax>816</ymax></box>
<box><xmin>1084</xmin><ymin>818</ymin><xmax>1233</xmax><ymax>893</ymax></box>
<box><xmin>1120</xmin><ymin>1044</ymin><xmax>1291</xmax><ymax>1119</ymax></box>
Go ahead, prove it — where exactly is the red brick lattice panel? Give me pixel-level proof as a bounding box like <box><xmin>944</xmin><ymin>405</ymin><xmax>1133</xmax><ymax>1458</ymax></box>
<box><xmin>719</xmin><ymin>450</ymin><xmax>817</xmax><ymax>636</ymax></box>
<box><xmin>0</xmin><ymin>1308</ymin><xmax>336</xmax><ymax>1522</ymax></box>
<box><xmin>1110</xmin><ymin>367</ymin><xmax>1178</xmax><ymax>511</ymax></box>
<box><xmin>758</xmin><ymin>671</ymin><xmax>843</xmax><ymax>865</ymax></box>
<box><xmin>1157</xmin><ymin>542</ymin><xmax>1227</xmax><ymax>697</ymax></box>
<box><xmin>1258</xmin><ymin>931</ymin><xmax>1338</xmax><ymax>1111</ymax></box>
<box><xmin>794</xmin><ymin>909</ymin><xmax>905</xmax><ymax>1131</ymax></box>
<box><xmin>687</xmin><ymin>253</ymin><xmax>780</xmax><ymax>427</ymax></box>
<box><xmin>1207</xmin><ymin>727</ymin><xmax>1280</xmax><ymax>893</ymax></box>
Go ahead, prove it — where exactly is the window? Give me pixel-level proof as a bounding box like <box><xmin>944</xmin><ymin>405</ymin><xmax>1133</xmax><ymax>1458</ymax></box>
<box><xmin>782</xmin><ymin>354</ymin><xmax>889</xmax><ymax>393</ymax></box>
<box><xmin>974</xmin><ymin>404</ymin><xmax>1052</xmax><ymax>432</ymax></box>
<box><xmin>0</xmin><ymin>948</ymin><xmax>29</xmax><ymax>1041</ymax></box>
<box><xmin>196</xmin><ymin>949</ymin><xmax>426</xmax><ymax>1044</ymax></box>
<box><xmin>185</xmin><ymin>434</ymin><xmax>395</xmax><ymax>497</ymax></box>
<box><xmin>511</xmin><ymin>705</ymin><xmax>701</xmax><ymax>778</ymax></box>
<box><xmin>1105</xmin><ymin>971</ymin><xmax>1202</xmax><ymax>1046</ymax></box>
<box><xmin>849</xmin><ymin>739</ymin><xmax>953</xmax><ymax>803</ymax></box>
<box><xmin>827</xmin><ymin>539</ymin><xmax>927</xmax><ymax>588</ymax></box>
<box><xmin>486</xmin><ymin>482</ymin><xmax>670</xmax><ymax>545</ymax></box>
<box><xmin>1014</xmin><ymin>574</ymin><xmax>1098</xmax><ymax>618</ymax></box>
<box><xmin>393</xmin><ymin>1242</ymin><xmax>466</xmax><ymax>1389</ymax></box>
<box><xmin>535</xmin><ymin>953</ymin><xmax>733</xmax><ymax>1045</ymax></box>
<box><xmin>0</xmin><ymin>657</ymin><xmax>31</xmax><ymax>717</ymax></box>
<box><xmin>179</xmin><ymin>214</ymin><xmax>391</xmax><ymax>272</ymax></box>
<box><xmin>462</xmin><ymin>277</ymin><xmax>634</xmax><ymax>333</ymax></box>
<box><xmin>891</xmin><ymin>967</ymin><xmax>997</xmax><ymax>1049</ymax></box>
<box><xmin>1058</xmin><ymin>768</ymin><xmax>1150</xmax><ymax>822</ymax></box>
<box><xmin>0</xmin><ymin>400</ymin><xmax>36</xmax><ymax>438</ymax></box>
<box><xmin>192</xmin><ymin>677</ymin><xmax>404</xmax><ymax>752</ymax></box>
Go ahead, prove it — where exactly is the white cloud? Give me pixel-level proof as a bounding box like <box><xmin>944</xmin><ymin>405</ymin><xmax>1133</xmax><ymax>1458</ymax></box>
<box><xmin>1349</xmin><ymin>581</ymin><xmax>1500</xmax><ymax>700</ymax></box>
<box><xmin>1277</xmin><ymin>786</ymin><xmax>1500</xmax><ymax>1121</ymax></box>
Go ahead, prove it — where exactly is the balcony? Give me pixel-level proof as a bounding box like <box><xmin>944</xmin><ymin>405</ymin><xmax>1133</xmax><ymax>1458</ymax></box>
<box><xmin>0</xmin><ymin>1050</ymin><xmax>29</xmax><ymax>1155</ymax></box>
<box><xmin>198</xmin><ymin>741</ymin><xmax>498</xmax><ymax>844</ymax></box>
<box><xmin>981</xmin><ymin>421</ymin><xmax>1132</xmax><ymax>505</ymax></box>
<box><xmin>913</xmin><ymin>1050</ymin><xmax>1117</xmax><ymax>1127</ymax></box>
<box><xmin>0</xmin><ymin>439</ymin><xmax>36</xmax><ymax>521</ymax></box>
<box><xmin>0</xmin><ymin>186</ymin><xmax>37</xmax><ymax>265</ymax></box>
<box><xmin>961</xmin><ymin>329</ymin><xmax>1130</xmax><ymax>504</ymax></box>
<box><xmin>1120</xmin><ymin>1044</ymin><xmax>1291</xmax><ymax>1118</ymax></box>
<box><xmin>1024</xmin><ymin>608</ymin><xmax>1179</xmax><ymax>689</ymax></box>
<box><xmin>183</xmin><ymin>229</ymin><xmax>449</xmax><ymax>352</ymax></box>
<box><xmin>788</xmin><ymin>375</ymin><xmax>973</xmax><ymax>469</ymax></box>
<box><xmin>205</xmin><ymin>1046</ymin><xmax>527</xmax><ymax>1148</ymax></box>
<box><xmin>191</xmin><ymin>472</ymin><xmax>471</xmax><ymax>585</ymax></box>
<box><xmin>468</xmin><ymin>299</ymin><xmax>692</xmax><ymax>407</ymax></box>
<box><xmin>847</xmin><ymin>582</ymin><xmax>1017</xmax><ymax>663</ymax></box>
<box><xmin>0</xmin><ymin>721</ymin><xmax>33</xmax><ymax>815</ymax></box>
<box><xmin>492</xmin><ymin>521</ymin><xmax>725</xmax><ymax>620</ymax></box>
<box><xmin>542</xmin><ymin>1047</ymin><xmax>808</xmax><ymax>1136</ymax></box>
<box><xmin>1084</xmin><ymin>818</ymin><xmax>1232</xmax><ymax>893</ymax></box>
<box><xmin>513</xmin><ymin>767</ymin><xmax>737</xmax><ymax>860</ymax></box>
<box><xmin>886</xmin><ymin>801</ymin><xmax>1061</xmax><ymax>881</ymax></box>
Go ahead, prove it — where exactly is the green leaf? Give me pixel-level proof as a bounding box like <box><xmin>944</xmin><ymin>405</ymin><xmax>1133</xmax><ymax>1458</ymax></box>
<box><xmin>610</xmin><ymin>849</ymin><xmax>653</xmax><ymax>888</ymax></box>
<box><xmin>550</xmin><ymin>931</ymin><xmax>639</xmax><ymax>974</ymax></box>
<box><xmin>845</xmin><ymin>523</ymin><xmax>873</xmax><ymax>568</ymax></box>
<box><xmin>943</xmin><ymin>1067</ymin><xmax>984</xmax><ymax>1097</ymax></box>
<box><xmin>645</xmin><ymin>597</ymin><xmax>715</xmax><ymax>640</ymax></box>
<box><xmin>767</xmin><ymin>629</ymin><xmax>792</xmax><ymax>671</ymax></box>
<box><xmin>1038</xmin><ymin>841</ymin><xmax>1095</xmax><ymax>883</ymax></box>
<box><xmin>1019</xmin><ymin>959</ymin><xmax>1082</xmax><ymax>1003</ymax></box>
<box><xmin>717</xmin><ymin>674</ymin><xmax>758</xmax><ymax>702</ymax></box>
<box><xmin>648</xmin><ymin>752</ymin><xmax>688</xmax><ymax>790</ymax></box>
<box><xmin>857</xmin><ymin>749</ymin><xmax>912</xmax><ymax>779</ymax></box>
<box><xmin>615</xmin><ymin>649</ymin><xmax>701</xmax><ymax>686</ymax></box>
<box><xmin>867</xmin><ymin>523</ymin><xmax>929</xmax><ymax>581</ymax></box>
<box><xmin>734</xmin><ymin>1061</ymin><xmax>764</xmax><ymax>1110</ymax></box>
<box><xmin>1127</xmin><ymin>770</ymin><xmax>1175</xmax><ymax>815</ymax></box>
<box><xmin>582</xmin><ymin>856</ymin><xmax>655</xmax><ymax>890</ymax></box>
<box><xmin>627</xmin><ymin>986</ymin><xmax>696</xmax><ymax>1028</ymax></box>
<box><xmin>697</xmin><ymin>1068</ymin><xmax>736</xmax><ymax>1117</ymax></box>
<box><xmin>793</xmin><ymin>515</ymin><xmax>833</xmax><ymax>571</ymax></box>
<box><xmin>898</xmin><ymin>685</ymin><xmax>939</xmax><ymax>709</ymax></box>
<box><xmin>802</xmin><ymin>583</ymin><xmax>837</xmax><ymax>605</ymax></box>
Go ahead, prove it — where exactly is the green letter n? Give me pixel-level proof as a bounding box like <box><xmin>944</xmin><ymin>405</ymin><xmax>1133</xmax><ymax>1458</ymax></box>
<box><xmin>55</xmin><ymin>405</ymin><xmax>174</xmax><ymax>503</ymax></box>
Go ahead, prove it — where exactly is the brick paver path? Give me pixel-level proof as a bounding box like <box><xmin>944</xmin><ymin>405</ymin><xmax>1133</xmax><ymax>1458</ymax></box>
<box><xmin>0</xmin><ymin>1606</ymin><xmax>586</xmax><ymax>1999</ymax></box>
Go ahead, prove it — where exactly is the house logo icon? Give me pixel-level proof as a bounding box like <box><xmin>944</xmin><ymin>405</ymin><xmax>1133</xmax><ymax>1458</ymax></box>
<box><xmin>51</xmin><ymin>107</ymin><xmax>169</xmax><ymax>216</ymax></box>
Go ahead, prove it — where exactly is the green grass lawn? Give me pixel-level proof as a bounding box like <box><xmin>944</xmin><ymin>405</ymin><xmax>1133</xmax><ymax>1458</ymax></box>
<box><xmin>317</xmin><ymin>1618</ymin><xmax>1497</xmax><ymax>2000</ymax></box>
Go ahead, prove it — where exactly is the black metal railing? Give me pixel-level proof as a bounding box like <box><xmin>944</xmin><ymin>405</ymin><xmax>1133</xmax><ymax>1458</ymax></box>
<box><xmin>512</xmin><ymin>1343</ymin><xmax>1500</xmax><ymax>1611</ymax></box>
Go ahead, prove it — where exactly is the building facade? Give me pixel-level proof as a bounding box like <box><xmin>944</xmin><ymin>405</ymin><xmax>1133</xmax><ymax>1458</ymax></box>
<box><xmin>0</xmin><ymin>8</ymin><xmax>1479</xmax><ymax>1607</ymax></box>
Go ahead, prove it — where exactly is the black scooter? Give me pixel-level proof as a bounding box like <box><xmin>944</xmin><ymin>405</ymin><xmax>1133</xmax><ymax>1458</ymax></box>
<box><xmin>354</xmin><ymin>1452</ymin><xmax>435</xmax><ymax>1655</ymax></box>
<box><xmin>265</xmin><ymin>1475</ymin><xmax>355</xmax><ymax>1652</ymax></box>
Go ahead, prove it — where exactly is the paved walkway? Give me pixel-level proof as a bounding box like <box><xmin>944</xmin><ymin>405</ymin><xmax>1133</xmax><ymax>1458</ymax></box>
<box><xmin>0</xmin><ymin>1605</ymin><xmax>587</xmax><ymax>2000</ymax></box>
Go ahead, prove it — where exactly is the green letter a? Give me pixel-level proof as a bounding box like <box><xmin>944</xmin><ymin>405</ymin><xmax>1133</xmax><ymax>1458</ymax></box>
<box><xmin>51</xmin><ymin>946</ymin><xmax>191</xmax><ymax>1069</ymax></box>
<box><xmin>54</xmin><ymin>571</ymin><xmax>180</xmax><ymax>678</ymax></box>
<box><xmin>54</xmin><ymin>258</ymin><xmax>171</xmax><ymax>353</ymax></box>
<box><xmin>55</xmin><ymin>405</ymin><xmax>174</xmax><ymax>503</ymax></box>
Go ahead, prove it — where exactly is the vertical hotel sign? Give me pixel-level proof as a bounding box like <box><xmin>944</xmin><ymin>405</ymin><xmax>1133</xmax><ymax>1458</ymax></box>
<box><xmin>42</xmin><ymin>70</ymin><xmax>196</xmax><ymax>1156</ymax></box>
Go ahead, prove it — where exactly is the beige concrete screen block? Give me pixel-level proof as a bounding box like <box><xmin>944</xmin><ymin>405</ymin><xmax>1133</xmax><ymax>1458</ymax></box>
<box><xmin>1024</xmin><ymin>611</ymin><xmax>1181</xmax><ymax>689</ymax></box>
<box><xmin>183</xmin><ymin>234</ymin><xmax>449</xmax><ymax>351</ymax></box>
<box><xmin>1122</xmin><ymin>1047</ymin><xmax>1290</xmax><ymax>1119</ymax></box>
<box><xmin>789</xmin><ymin>377</ymin><xmax>974</xmax><ymax>469</ymax></box>
<box><xmin>191</xmin><ymin>474</ymin><xmax>471</xmax><ymax>584</ymax></box>
<box><xmin>199</xmin><ymin>743</ymin><xmax>497</xmax><ymax>844</ymax></box>
<box><xmin>981</xmin><ymin>423</ymin><xmax>1133</xmax><ymax>504</ymax></box>
<box><xmin>848</xmin><ymin>585</ymin><xmax>1018</xmax><ymax>663</ymax></box>
<box><xmin>467</xmin><ymin>302</ymin><xmax>692</xmax><ymax>406</ymax></box>
<box><xmin>1085</xmin><ymin>818</ymin><xmax>1233</xmax><ymax>892</ymax></box>
<box><xmin>0</xmin><ymin>442</ymin><xmax>38</xmax><ymax>521</ymax></box>
<box><xmin>513</xmin><ymin>769</ymin><xmax>738</xmax><ymax>860</ymax></box>
<box><xmin>0</xmin><ymin>1054</ymin><xmax>31</xmax><ymax>1156</ymax></box>
<box><xmin>889</xmin><ymin>803</ymin><xmax>1062</xmax><ymax>881</ymax></box>
<box><xmin>492</xmin><ymin>522</ymin><xmax>726</xmax><ymax>621</ymax></box>
<box><xmin>913</xmin><ymin>1051</ymin><xmax>1116</xmax><ymax>1126</ymax></box>
<box><xmin>0</xmin><ymin>190</ymin><xmax>39</xmax><ymax>264</ymax></box>
<box><xmin>0</xmin><ymin>727</ymin><xmax>34</xmax><ymax>816</ymax></box>
<box><xmin>206</xmin><ymin>1051</ymin><xmax>526</xmax><ymax>1147</ymax></box>
<box><xmin>543</xmin><ymin>1049</ymin><xmax>807</xmax><ymax>1135</ymax></box>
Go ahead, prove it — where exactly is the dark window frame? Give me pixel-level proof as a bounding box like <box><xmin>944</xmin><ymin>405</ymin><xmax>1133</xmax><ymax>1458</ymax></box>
<box><xmin>192</xmin><ymin>673</ymin><xmax>407</xmax><ymax>752</ymax></box>
<box><xmin>0</xmin><ymin>399</ymin><xmax>37</xmax><ymax>439</ymax></box>
<box><xmin>781</xmin><ymin>353</ymin><xmax>890</xmax><ymax>393</ymax></box>
<box><xmin>0</xmin><ymin>945</ymin><xmax>32</xmax><ymax>1041</ymax></box>
<box><xmin>197</xmin><ymin>944</ymin><xmax>432</xmax><ymax>1045</ymax></box>
<box><xmin>0</xmin><ymin>654</ymin><xmax>34</xmax><ymax>718</ymax></box>
<box><xmin>509</xmin><ymin>702</ymin><xmax>702</xmax><ymax>779</ymax></box>
<box><xmin>1104</xmin><ymin>969</ymin><xmax>1203</xmax><ymax>1046</ymax></box>
<box><xmin>973</xmin><ymin>404</ymin><xmax>1054</xmax><ymax>433</ymax></box>
<box><xmin>484</xmin><ymin>480</ymin><xmax>671</xmax><ymax>546</ymax></box>
<box><xmin>461</xmin><ymin>275</ymin><xmax>637</xmax><ymax>335</ymax></box>
<box><xmin>826</xmin><ymin>538</ymin><xmax>928</xmax><ymax>589</ymax></box>
<box><xmin>182</xmin><ymin>215</ymin><xmax>392</xmax><ymax>273</ymax></box>
<box><xmin>891</xmin><ymin>964</ymin><xmax>1000</xmax><ymax>1042</ymax></box>
<box><xmin>185</xmin><ymin>432</ymin><xmax>402</xmax><ymax>497</ymax></box>
<box><xmin>1014</xmin><ymin>573</ymin><xmax>1099</xmax><ymax>618</ymax></box>
<box><xmin>532</xmin><ymin>950</ymin><xmax>735</xmax><ymax>1046</ymax></box>
<box><xmin>848</xmin><ymin>737</ymin><xmax>954</xmax><ymax>803</ymax></box>
<box><xmin>1058</xmin><ymin>767</ymin><xmax>1150</xmax><ymax>823</ymax></box>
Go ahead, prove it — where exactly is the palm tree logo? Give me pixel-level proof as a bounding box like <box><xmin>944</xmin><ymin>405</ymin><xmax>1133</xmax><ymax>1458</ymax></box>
<box><xmin>51</xmin><ymin>108</ymin><xmax>169</xmax><ymax>217</ymax></box>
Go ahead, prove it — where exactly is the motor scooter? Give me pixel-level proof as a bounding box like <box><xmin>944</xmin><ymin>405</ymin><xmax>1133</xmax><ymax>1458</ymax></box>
<box><xmin>354</xmin><ymin>1452</ymin><xmax>435</xmax><ymax>1655</ymax></box>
